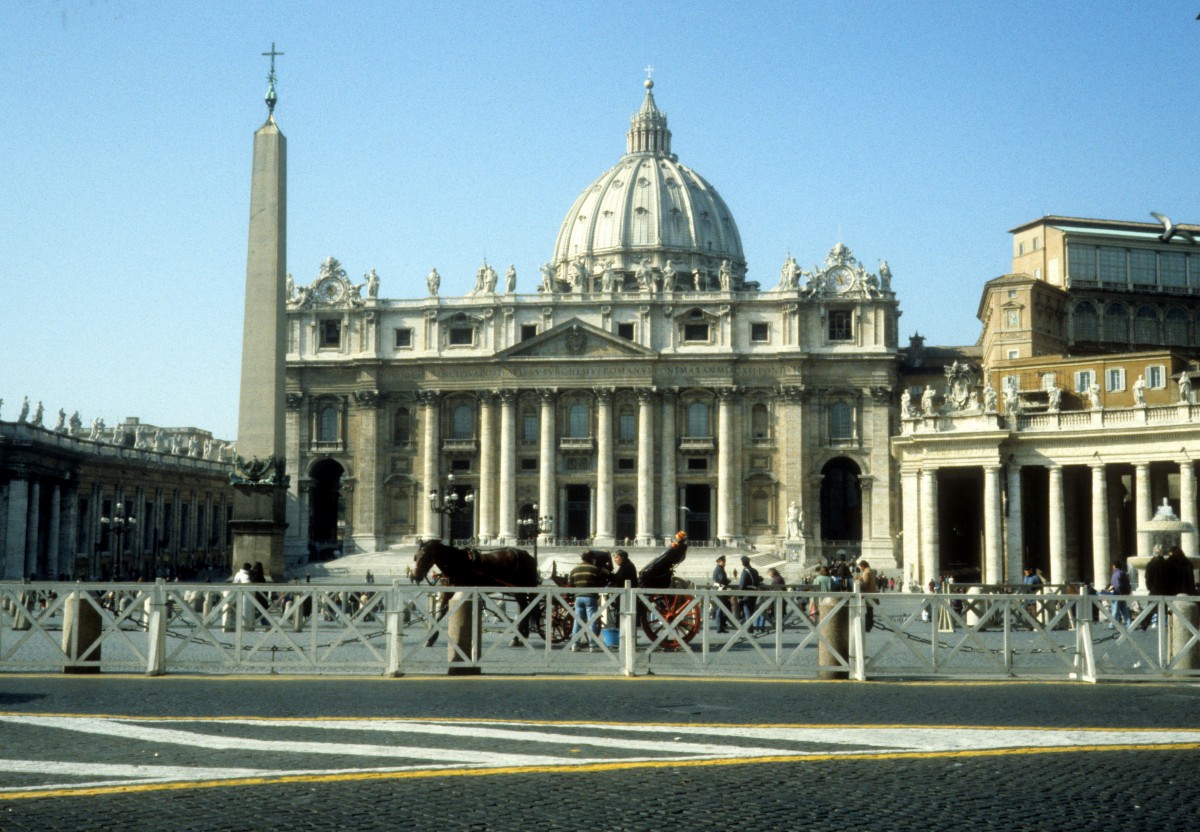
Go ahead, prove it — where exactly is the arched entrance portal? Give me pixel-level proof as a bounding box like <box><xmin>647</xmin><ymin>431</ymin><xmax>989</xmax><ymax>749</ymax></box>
<box><xmin>820</xmin><ymin>458</ymin><xmax>862</xmax><ymax>562</ymax></box>
<box><xmin>309</xmin><ymin>459</ymin><xmax>345</xmax><ymax>561</ymax></box>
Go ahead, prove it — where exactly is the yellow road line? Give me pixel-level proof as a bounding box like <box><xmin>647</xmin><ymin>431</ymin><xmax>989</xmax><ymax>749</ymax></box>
<box><xmin>3</xmin><ymin>741</ymin><xmax>1198</xmax><ymax>802</ymax></box>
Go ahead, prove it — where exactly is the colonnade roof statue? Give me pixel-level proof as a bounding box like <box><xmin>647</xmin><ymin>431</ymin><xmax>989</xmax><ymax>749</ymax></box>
<box><xmin>548</xmin><ymin>79</ymin><xmax>747</xmax><ymax>294</ymax></box>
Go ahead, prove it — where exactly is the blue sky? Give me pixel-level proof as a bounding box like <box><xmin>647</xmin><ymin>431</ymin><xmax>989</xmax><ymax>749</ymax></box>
<box><xmin>4</xmin><ymin>1</ymin><xmax>1198</xmax><ymax>440</ymax></box>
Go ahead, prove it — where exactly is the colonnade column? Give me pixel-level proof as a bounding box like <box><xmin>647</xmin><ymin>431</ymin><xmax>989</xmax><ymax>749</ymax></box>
<box><xmin>594</xmin><ymin>388</ymin><xmax>614</xmax><ymax>546</ymax></box>
<box><xmin>497</xmin><ymin>391</ymin><xmax>517</xmax><ymax>543</ymax></box>
<box><xmin>919</xmin><ymin>467</ymin><xmax>939</xmax><ymax>586</ymax></box>
<box><xmin>26</xmin><ymin>480</ymin><xmax>41</xmax><ymax>579</ymax></box>
<box><xmin>47</xmin><ymin>483</ymin><xmax>62</xmax><ymax>580</ymax></box>
<box><xmin>1090</xmin><ymin>463</ymin><xmax>1109</xmax><ymax>585</ymax></box>
<box><xmin>900</xmin><ymin>469</ymin><xmax>920</xmax><ymax>587</ymax></box>
<box><xmin>635</xmin><ymin>388</ymin><xmax>655</xmax><ymax>545</ymax></box>
<box><xmin>1047</xmin><ymin>465</ymin><xmax>1066</xmax><ymax>585</ymax></box>
<box><xmin>420</xmin><ymin>391</ymin><xmax>441</xmax><ymax>540</ymax></box>
<box><xmin>659</xmin><ymin>390</ymin><xmax>677</xmax><ymax>539</ymax></box>
<box><xmin>537</xmin><ymin>389</ymin><xmax>557</xmax><ymax>544</ymax></box>
<box><xmin>1134</xmin><ymin>461</ymin><xmax>1152</xmax><ymax>558</ymax></box>
<box><xmin>982</xmin><ymin>465</ymin><xmax>1003</xmax><ymax>585</ymax></box>
<box><xmin>716</xmin><ymin>388</ymin><xmax>735</xmax><ymax>544</ymax></box>
<box><xmin>1005</xmin><ymin>465</ymin><xmax>1024</xmax><ymax>583</ymax></box>
<box><xmin>1180</xmin><ymin>459</ymin><xmax>1197</xmax><ymax>556</ymax></box>
<box><xmin>4</xmin><ymin>477</ymin><xmax>29</xmax><ymax>579</ymax></box>
<box><xmin>477</xmin><ymin>392</ymin><xmax>496</xmax><ymax>542</ymax></box>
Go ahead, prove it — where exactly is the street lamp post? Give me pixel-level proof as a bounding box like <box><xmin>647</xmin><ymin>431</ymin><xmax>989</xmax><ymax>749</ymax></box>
<box><xmin>518</xmin><ymin>503</ymin><xmax>554</xmax><ymax>559</ymax></box>
<box><xmin>428</xmin><ymin>473</ymin><xmax>474</xmax><ymax>543</ymax></box>
<box><xmin>100</xmin><ymin>501</ymin><xmax>137</xmax><ymax>580</ymax></box>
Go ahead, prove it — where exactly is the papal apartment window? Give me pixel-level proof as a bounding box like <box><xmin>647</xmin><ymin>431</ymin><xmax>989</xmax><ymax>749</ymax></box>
<box><xmin>1074</xmin><ymin>370</ymin><xmax>1095</xmax><ymax>394</ymax></box>
<box><xmin>1146</xmin><ymin>365</ymin><xmax>1166</xmax><ymax>389</ymax></box>
<box><xmin>449</xmin><ymin>326</ymin><xmax>474</xmax><ymax>346</ymax></box>
<box><xmin>520</xmin><ymin>324</ymin><xmax>538</xmax><ymax>342</ymax></box>
<box><xmin>683</xmin><ymin>322</ymin><xmax>710</xmax><ymax>342</ymax></box>
<box><xmin>1007</xmin><ymin>349</ymin><xmax>1019</xmax><ymax>360</ymax></box>
<box><xmin>617</xmin><ymin>322</ymin><xmax>635</xmax><ymax>340</ymax></box>
<box><xmin>828</xmin><ymin>310</ymin><xmax>852</xmax><ymax>341</ymax></box>
<box><xmin>319</xmin><ymin>319</ymin><xmax>341</xmax><ymax>348</ymax></box>
<box><xmin>750</xmin><ymin>322</ymin><xmax>769</xmax><ymax>342</ymax></box>
<box><xmin>1106</xmin><ymin>368</ymin><xmax>1126</xmax><ymax>392</ymax></box>
<box><xmin>394</xmin><ymin>327</ymin><xmax>413</xmax><ymax>349</ymax></box>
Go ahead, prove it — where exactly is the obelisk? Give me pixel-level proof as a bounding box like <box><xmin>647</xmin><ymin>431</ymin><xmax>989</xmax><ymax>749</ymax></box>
<box><xmin>230</xmin><ymin>45</ymin><xmax>288</xmax><ymax>579</ymax></box>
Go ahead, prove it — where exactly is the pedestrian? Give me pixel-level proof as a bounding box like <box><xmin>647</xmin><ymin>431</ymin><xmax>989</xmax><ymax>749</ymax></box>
<box><xmin>1165</xmin><ymin>546</ymin><xmax>1196</xmax><ymax>596</ymax></box>
<box><xmin>1106</xmin><ymin>561</ymin><xmax>1132</xmax><ymax>628</ymax></box>
<box><xmin>712</xmin><ymin>555</ymin><xmax>732</xmax><ymax>633</ymax></box>
<box><xmin>569</xmin><ymin>550</ymin><xmax>603</xmax><ymax>651</ymax></box>
<box><xmin>232</xmin><ymin>563</ymin><xmax>252</xmax><ymax>584</ymax></box>
<box><xmin>856</xmin><ymin>559</ymin><xmax>878</xmax><ymax>631</ymax></box>
<box><xmin>607</xmin><ymin>548</ymin><xmax>638</xmax><ymax>628</ymax></box>
<box><xmin>738</xmin><ymin>555</ymin><xmax>762</xmax><ymax>632</ymax></box>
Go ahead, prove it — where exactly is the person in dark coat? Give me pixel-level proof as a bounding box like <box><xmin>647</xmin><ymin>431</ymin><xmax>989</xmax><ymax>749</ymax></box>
<box><xmin>712</xmin><ymin>555</ymin><xmax>732</xmax><ymax>633</ymax></box>
<box><xmin>606</xmin><ymin>549</ymin><xmax>638</xmax><ymax>628</ymax></box>
<box><xmin>1165</xmin><ymin>546</ymin><xmax>1197</xmax><ymax>596</ymax></box>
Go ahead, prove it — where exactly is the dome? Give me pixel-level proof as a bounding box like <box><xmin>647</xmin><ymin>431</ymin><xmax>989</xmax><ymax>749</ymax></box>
<box><xmin>548</xmin><ymin>81</ymin><xmax>747</xmax><ymax>293</ymax></box>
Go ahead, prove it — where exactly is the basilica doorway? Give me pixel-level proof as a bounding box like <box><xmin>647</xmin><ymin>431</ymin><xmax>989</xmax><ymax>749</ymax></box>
<box><xmin>681</xmin><ymin>484</ymin><xmax>711</xmax><ymax>542</ymax></box>
<box><xmin>615</xmin><ymin>503</ymin><xmax>636</xmax><ymax>544</ymax></box>
<box><xmin>936</xmin><ymin>468</ymin><xmax>983</xmax><ymax>582</ymax></box>
<box><xmin>819</xmin><ymin>458</ymin><xmax>861</xmax><ymax>561</ymax></box>
<box><xmin>309</xmin><ymin>459</ymin><xmax>344</xmax><ymax>561</ymax></box>
<box><xmin>564</xmin><ymin>485</ymin><xmax>591</xmax><ymax>542</ymax></box>
<box><xmin>448</xmin><ymin>482</ymin><xmax>475</xmax><ymax>543</ymax></box>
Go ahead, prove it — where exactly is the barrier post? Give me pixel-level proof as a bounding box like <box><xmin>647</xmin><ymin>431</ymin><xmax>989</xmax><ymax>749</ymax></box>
<box><xmin>145</xmin><ymin>579</ymin><xmax>168</xmax><ymax>676</ymax></box>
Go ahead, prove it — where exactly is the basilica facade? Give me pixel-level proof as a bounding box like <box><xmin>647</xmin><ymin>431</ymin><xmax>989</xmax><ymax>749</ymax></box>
<box><xmin>281</xmin><ymin>81</ymin><xmax>902</xmax><ymax>571</ymax></box>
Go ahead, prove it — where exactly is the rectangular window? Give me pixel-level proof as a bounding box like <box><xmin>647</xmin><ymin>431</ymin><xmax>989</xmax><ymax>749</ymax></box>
<box><xmin>750</xmin><ymin>322</ymin><xmax>769</xmax><ymax>342</ymax></box>
<box><xmin>449</xmin><ymin>326</ymin><xmax>474</xmax><ymax>346</ymax></box>
<box><xmin>828</xmin><ymin>310</ymin><xmax>852</xmax><ymax>341</ymax></box>
<box><xmin>829</xmin><ymin>403</ymin><xmax>853</xmax><ymax>441</ymax></box>
<box><xmin>1146</xmin><ymin>365</ymin><xmax>1166</xmax><ymax>389</ymax></box>
<box><xmin>1074</xmin><ymin>370</ymin><xmax>1095</xmax><ymax>394</ymax></box>
<box><xmin>1161</xmin><ymin>253</ymin><xmax>1186</xmax><ymax>288</ymax></box>
<box><xmin>1040</xmin><ymin>372</ymin><xmax>1057</xmax><ymax>390</ymax></box>
<box><xmin>617</xmin><ymin>457</ymin><xmax>635</xmax><ymax>472</ymax></box>
<box><xmin>1106</xmin><ymin>367</ymin><xmax>1126</xmax><ymax>392</ymax></box>
<box><xmin>1067</xmin><ymin>243</ymin><xmax>1098</xmax><ymax>282</ymax></box>
<box><xmin>520</xmin><ymin>458</ymin><xmax>538</xmax><ymax>471</ymax></box>
<box><xmin>520</xmin><ymin>324</ymin><xmax>538</xmax><ymax>342</ymax></box>
<box><xmin>687</xmin><ymin>458</ymin><xmax>708</xmax><ymax>471</ymax></box>
<box><xmin>522</xmin><ymin>414</ymin><xmax>538</xmax><ymax>442</ymax></box>
<box><xmin>618</xmin><ymin>413</ymin><xmax>636</xmax><ymax>441</ymax></box>
<box><xmin>617</xmin><ymin>323</ymin><xmax>635</xmax><ymax>340</ymax></box>
<box><xmin>1130</xmin><ymin>250</ymin><xmax>1156</xmax><ymax>285</ymax></box>
<box><xmin>1006</xmin><ymin>349</ymin><xmax>1019</xmax><ymax>360</ymax></box>
<box><xmin>564</xmin><ymin>456</ymin><xmax>590</xmax><ymax>472</ymax></box>
<box><xmin>319</xmin><ymin>319</ymin><xmax>341</xmax><ymax>348</ymax></box>
<box><xmin>1099</xmin><ymin>246</ymin><xmax>1126</xmax><ymax>284</ymax></box>
<box><xmin>450</xmin><ymin>458</ymin><xmax>471</xmax><ymax>472</ymax></box>
<box><xmin>683</xmin><ymin>323</ymin><xmax>710</xmax><ymax>342</ymax></box>
<box><xmin>394</xmin><ymin>328</ymin><xmax>413</xmax><ymax>348</ymax></box>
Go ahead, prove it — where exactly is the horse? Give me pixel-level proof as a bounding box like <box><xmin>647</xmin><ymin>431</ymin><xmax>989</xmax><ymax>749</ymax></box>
<box><xmin>413</xmin><ymin>539</ymin><xmax>540</xmax><ymax>646</ymax></box>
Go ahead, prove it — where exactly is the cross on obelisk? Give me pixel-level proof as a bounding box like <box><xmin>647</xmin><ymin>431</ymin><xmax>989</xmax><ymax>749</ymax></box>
<box><xmin>262</xmin><ymin>42</ymin><xmax>284</xmax><ymax>115</ymax></box>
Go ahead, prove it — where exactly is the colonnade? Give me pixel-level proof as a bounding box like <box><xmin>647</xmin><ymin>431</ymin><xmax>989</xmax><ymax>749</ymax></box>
<box><xmin>902</xmin><ymin>457</ymin><xmax>1198</xmax><ymax>587</ymax></box>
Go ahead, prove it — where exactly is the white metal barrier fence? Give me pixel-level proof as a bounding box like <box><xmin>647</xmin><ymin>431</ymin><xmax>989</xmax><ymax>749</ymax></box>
<box><xmin>2</xmin><ymin>581</ymin><xmax>1198</xmax><ymax>680</ymax></box>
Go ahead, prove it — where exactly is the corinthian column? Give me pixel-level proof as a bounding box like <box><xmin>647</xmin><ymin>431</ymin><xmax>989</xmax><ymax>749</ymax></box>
<box><xmin>477</xmin><ymin>392</ymin><xmax>496</xmax><ymax>542</ymax></box>
<box><xmin>1005</xmin><ymin>464</ymin><xmax>1024</xmax><ymax>583</ymax></box>
<box><xmin>659</xmin><ymin>390</ymin><xmax>677</xmax><ymax>539</ymax></box>
<box><xmin>716</xmin><ymin>388</ymin><xmax>735</xmax><ymax>543</ymax></box>
<box><xmin>594</xmin><ymin>388</ymin><xmax>614</xmax><ymax>546</ymax></box>
<box><xmin>537</xmin><ymin>389</ymin><xmax>557</xmax><ymax>544</ymax></box>
<box><xmin>497</xmin><ymin>390</ymin><xmax>517</xmax><ymax>543</ymax></box>
<box><xmin>635</xmin><ymin>388</ymin><xmax>655</xmax><ymax>545</ymax></box>
<box><xmin>420</xmin><ymin>392</ymin><xmax>441</xmax><ymax>540</ymax></box>
<box><xmin>919</xmin><ymin>467</ymin><xmax>939</xmax><ymax>586</ymax></box>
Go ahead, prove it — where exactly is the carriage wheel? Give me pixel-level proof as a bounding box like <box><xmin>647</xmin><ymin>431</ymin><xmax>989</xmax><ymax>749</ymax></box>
<box><xmin>641</xmin><ymin>593</ymin><xmax>702</xmax><ymax>648</ymax></box>
<box><xmin>532</xmin><ymin>596</ymin><xmax>574</xmax><ymax>644</ymax></box>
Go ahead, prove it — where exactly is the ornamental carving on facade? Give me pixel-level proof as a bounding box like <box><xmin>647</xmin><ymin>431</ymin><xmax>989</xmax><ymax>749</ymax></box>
<box><xmin>943</xmin><ymin>361</ymin><xmax>976</xmax><ymax>411</ymax></box>
<box><xmin>792</xmin><ymin>243</ymin><xmax>890</xmax><ymax>300</ymax></box>
<box><xmin>230</xmin><ymin>454</ymin><xmax>289</xmax><ymax>489</ymax></box>
<box><xmin>354</xmin><ymin>390</ymin><xmax>381</xmax><ymax>408</ymax></box>
<box><xmin>290</xmin><ymin>256</ymin><xmax>367</xmax><ymax>309</ymax></box>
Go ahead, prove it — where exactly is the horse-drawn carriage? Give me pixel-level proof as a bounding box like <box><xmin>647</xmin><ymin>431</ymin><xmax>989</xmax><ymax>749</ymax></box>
<box><xmin>412</xmin><ymin>536</ymin><xmax>702</xmax><ymax>649</ymax></box>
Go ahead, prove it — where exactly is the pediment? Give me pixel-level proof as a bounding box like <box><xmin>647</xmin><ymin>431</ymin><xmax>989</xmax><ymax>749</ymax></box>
<box><xmin>497</xmin><ymin>318</ymin><xmax>655</xmax><ymax>359</ymax></box>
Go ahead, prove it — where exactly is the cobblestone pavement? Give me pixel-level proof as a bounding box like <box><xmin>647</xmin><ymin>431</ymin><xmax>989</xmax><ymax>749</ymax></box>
<box><xmin>0</xmin><ymin>676</ymin><xmax>1198</xmax><ymax>831</ymax></box>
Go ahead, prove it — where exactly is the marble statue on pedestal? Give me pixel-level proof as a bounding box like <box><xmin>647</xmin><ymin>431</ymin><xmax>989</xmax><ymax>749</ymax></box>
<box><xmin>786</xmin><ymin>501</ymin><xmax>804</xmax><ymax>539</ymax></box>
<box><xmin>920</xmin><ymin>386</ymin><xmax>936</xmax><ymax>416</ymax></box>
<box><xmin>427</xmin><ymin>267</ymin><xmax>441</xmax><ymax>296</ymax></box>
<box><xmin>636</xmin><ymin>258</ymin><xmax>654</xmax><ymax>292</ymax></box>
<box><xmin>54</xmin><ymin>409</ymin><xmax>66</xmax><ymax>432</ymax></box>
<box><xmin>1179</xmin><ymin>373</ymin><xmax>1192</xmax><ymax>403</ymax></box>
<box><xmin>18</xmin><ymin>397</ymin><xmax>29</xmax><ymax>424</ymax></box>
<box><xmin>505</xmin><ymin>264</ymin><xmax>516</xmax><ymax>294</ymax></box>
<box><xmin>365</xmin><ymin>269</ymin><xmax>380</xmax><ymax>299</ymax></box>
<box><xmin>68</xmin><ymin>411</ymin><xmax>82</xmax><ymax>437</ymax></box>
<box><xmin>1133</xmin><ymin>375</ymin><xmax>1146</xmax><ymax>406</ymax></box>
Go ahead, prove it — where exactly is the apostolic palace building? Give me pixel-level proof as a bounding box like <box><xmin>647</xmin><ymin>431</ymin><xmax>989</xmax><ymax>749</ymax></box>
<box><xmin>3</xmin><ymin>77</ymin><xmax>1199</xmax><ymax>589</ymax></box>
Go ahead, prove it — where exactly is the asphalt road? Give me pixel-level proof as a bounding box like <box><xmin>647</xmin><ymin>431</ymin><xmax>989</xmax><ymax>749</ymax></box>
<box><xmin>1</xmin><ymin>675</ymin><xmax>1198</xmax><ymax>831</ymax></box>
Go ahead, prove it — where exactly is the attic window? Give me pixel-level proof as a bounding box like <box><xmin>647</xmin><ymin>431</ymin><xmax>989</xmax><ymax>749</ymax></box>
<box><xmin>684</xmin><ymin>323</ymin><xmax>710</xmax><ymax>342</ymax></box>
<box><xmin>449</xmin><ymin>326</ymin><xmax>474</xmax><ymax>346</ymax></box>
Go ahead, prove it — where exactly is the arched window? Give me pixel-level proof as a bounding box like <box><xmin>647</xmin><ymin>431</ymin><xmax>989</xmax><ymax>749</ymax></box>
<box><xmin>567</xmin><ymin>402</ymin><xmax>589</xmax><ymax>438</ymax></box>
<box><xmin>451</xmin><ymin>404</ymin><xmax>473</xmax><ymax>439</ymax></box>
<box><xmin>1166</xmin><ymin>307</ymin><xmax>1190</xmax><ymax>346</ymax></box>
<box><xmin>686</xmin><ymin>402</ymin><xmax>710</xmax><ymax>437</ymax></box>
<box><xmin>318</xmin><ymin>405</ymin><xmax>339</xmax><ymax>442</ymax></box>
<box><xmin>393</xmin><ymin>407</ymin><xmax>410</xmax><ymax>445</ymax></box>
<box><xmin>750</xmin><ymin>403</ymin><xmax>769</xmax><ymax>440</ymax></box>
<box><xmin>1103</xmin><ymin>303</ymin><xmax>1128</xmax><ymax>344</ymax></box>
<box><xmin>829</xmin><ymin>402</ymin><xmax>853</xmax><ymax>442</ymax></box>
<box><xmin>1074</xmin><ymin>301</ymin><xmax>1098</xmax><ymax>341</ymax></box>
<box><xmin>1134</xmin><ymin>306</ymin><xmax>1159</xmax><ymax>345</ymax></box>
